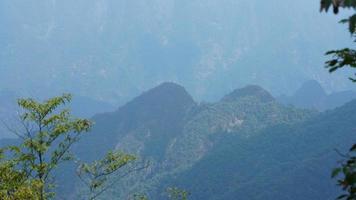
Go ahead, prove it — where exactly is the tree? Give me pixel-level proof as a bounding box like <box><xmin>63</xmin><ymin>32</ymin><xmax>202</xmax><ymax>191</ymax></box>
<box><xmin>0</xmin><ymin>94</ymin><xmax>137</xmax><ymax>200</ymax></box>
<box><xmin>0</xmin><ymin>148</ymin><xmax>42</xmax><ymax>200</ymax></box>
<box><xmin>320</xmin><ymin>1</ymin><xmax>356</xmax><ymax>199</ymax></box>
<box><xmin>332</xmin><ymin>145</ymin><xmax>356</xmax><ymax>200</ymax></box>
<box><xmin>320</xmin><ymin>0</ymin><xmax>356</xmax><ymax>81</ymax></box>
<box><xmin>0</xmin><ymin>94</ymin><xmax>91</xmax><ymax>200</ymax></box>
<box><xmin>76</xmin><ymin>151</ymin><xmax>137</xmax><ymax>200</ymax></box>
<box><xmin>320</xmin><ymin>0</ymin><xmax>356</xmax><ymax>14</ymax></box>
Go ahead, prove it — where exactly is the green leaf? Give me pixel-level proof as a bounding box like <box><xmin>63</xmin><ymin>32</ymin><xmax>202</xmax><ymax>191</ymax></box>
<box><xmin>350</xmin><ymin>144</ymin><xmax>356</xmax><ymax>152</ymax></box>
<box><xmin>332</xmin><ymin>168</ymin><xmax>342</xmax><ymax>178</ymax></box>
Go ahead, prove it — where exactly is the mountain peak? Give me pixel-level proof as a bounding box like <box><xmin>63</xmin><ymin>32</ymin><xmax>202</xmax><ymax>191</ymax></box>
<box><xmin>139</xmin><ymin>82</ymin><xmax>192</xmax><ymax>102</ymax></box>
<box><xmin>280</xmin><ymin>80</ymin><xmax>356</xmax><ymax>111</ymax></box>
<box><xmin>295</xmin><ymin>80</ymin><xmax>326</xmax><ymax>98</ymax></box>
<box><xmin>120</xmin><ymin>82</ymin><xmax>195</xmax><ymax>114</ymax></box>
<box><xmin>222</xmin><ymin>85</ymin><xmax>275</xmax><ymax>103</ymax></box>
<box><xmin>151</xmin><ymin>82</ymin><xmax>187</xmax><ymax>93</ymax></box>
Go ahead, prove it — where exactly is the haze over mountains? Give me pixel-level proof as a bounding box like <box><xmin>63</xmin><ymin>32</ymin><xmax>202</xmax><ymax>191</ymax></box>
<box><xmin>1</xmin><ymin>1</ymin><xmax>356</xmax><ymax>199</ymax></box>
<box><xmin>0</xmin><ymin>82</ymin><xmax>355</xmax><ymax>199</ymax></box>
<box><xmin>0</xmin><ymin>0</ymin><xmax>355</xmax><ymax>105</ymax></box>
<box><xmin>278</xmin><ymin>80</ymin><xmax>356</xmax><ymax>111</ymax></box>
<box><xmin>41</xmin><ymin>82</ymin><xmax>352</xmax><ymax>200</ymax></box>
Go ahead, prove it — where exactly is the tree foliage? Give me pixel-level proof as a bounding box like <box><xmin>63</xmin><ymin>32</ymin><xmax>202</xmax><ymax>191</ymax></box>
<box><xmin>0</xmin><ymin>149</ymin><xmax>42</xmax><ymax>200</ymax></box>
<box><xmin>320</xmin><ymin>0</ymin><xmax>356</xmax><ymax>14</ymax></box>
<box><xmin>321</xmin><ymin>0</ymin><xmax>356</xmax><ymax>81</ymax></box>
<box><xmin>0</xmin><ymin>94</ymin><xmax>92</xmax><ymax>200</ymax></box>
<box><xmin>320</xmin><ymin>1</ymin><xmax>356</xmax><ymax>199</ymax></box>
<box><xmin>0</xmin><ymin>94</ymin><xmax>136</xmax><ymax>200</ymax></box>
<box><xmin>76</xmin><ymin>151</ymin><xmax>136</xmax><ymax>200</ymax></box>
<box><xmin>325</xmin><ymin>48</ymin><xmax>356</xmax><ymax>82</ymax></box>
<box><xmin>332</xmin><ymin>145</ymin><xmax>356</xmax><ymax>200</ymax></box>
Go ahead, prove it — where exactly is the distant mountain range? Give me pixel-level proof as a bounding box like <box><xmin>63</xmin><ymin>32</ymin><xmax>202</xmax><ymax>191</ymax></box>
<box><xmin>1</xmin><ymin>0</ymin><xmax>354</xmax><ymax>104</ymax></box>
<box><xmin>278</xmin><ymin>80</ymin><xmax>356</xmax><ymax>111</ymax></box>
<box><xmin>1</xmin><ymin>82</ymin><xmax>355</xmax><ymax>199</ymax></box>
<box><xmin>47</xmin><ymin>82</ymin><xmax>353</xmax><ymax>200</ymax></box>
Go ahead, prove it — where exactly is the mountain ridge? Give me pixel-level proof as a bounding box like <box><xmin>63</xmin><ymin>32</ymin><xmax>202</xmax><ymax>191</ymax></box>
<box><xmin>278</xmin><ymin>80</ymin><xmax>356</xmax><ymax>111</ymax></box>
<box><xmin>168</xmin><ymin>99</ymin><xmax>356</xmax><ymax>200</ymax></box>
<box><xmin>2</xmin><ymin>82</ymin><xmax>353</xmax><ymax>199</ymax></box>
<box><xmin>68</xmin><ymin>82</ymin><xmax>315</xmax><ymax>199</ymax></box>
<box><xmin>221</xmin><ymin>85</ymin><xmax>275</xmax><ymax>103</ymax></box>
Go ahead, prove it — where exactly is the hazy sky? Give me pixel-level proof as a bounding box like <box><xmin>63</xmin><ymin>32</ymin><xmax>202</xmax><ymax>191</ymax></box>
<box><xmin>0</xmin><ymin>0</ymin><xmax>354</xmax><ymax>104</ymax></box>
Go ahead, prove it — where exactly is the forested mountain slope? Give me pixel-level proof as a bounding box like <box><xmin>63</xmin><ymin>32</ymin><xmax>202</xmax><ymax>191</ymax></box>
<box><xmin>3</xmin><ymin>83</ymin><xmax>353</xmax><ymax>199</ymax></box>
<box><xmin>71</xmin><ymin>83</ymin><xmax>315</xmax><ymax>199</ymax></box>
<box><xmin>166</xmin><ymin>100</ymin><xmax>356</xmax><ymax>200</ymax></box>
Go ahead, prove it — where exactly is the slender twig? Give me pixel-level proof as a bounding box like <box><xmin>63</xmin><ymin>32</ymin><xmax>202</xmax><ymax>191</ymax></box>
<box><xmin>90</xmin><ymin>163</ymin><xmax>149</xmax><ymax>200</ymax></box>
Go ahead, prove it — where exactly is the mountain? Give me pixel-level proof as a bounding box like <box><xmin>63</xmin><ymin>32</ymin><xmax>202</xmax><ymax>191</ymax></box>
<box><xmin>163</xmin><ymin>100</ymin><xmax>356</xmax><ymax>200</ymax></box>
<box><xmin>0</xmin><ymin>0</ymin><xmax>354</xmax><ymax>104</ymax></box>
<box><xmin>2</xmin><ymin>83</ymin><xmax>354</xmax><ymax>199</ymax></box>
<box><xmin>222</xmin><ymin>85</ymin><xmax>275</xmax><ymax>103</ymax></box>
<box><xmin>278</xmin><ymin>80</ymin><xmax>356</xmax><ymax>111</ymax></box>
<box><xmin>74</xmin><ymin>82</ymin><xmax>196</xmax><ymax>162</ymax></box>
<box><xmin>51</xmin><ymin>82</ymin><xmax>196</xmax><ymax>198</ymax></box>
<box><xmin>69</xmin><ymin>83</ymin><xmax>313</xmax><ymax>199</ymax></box>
